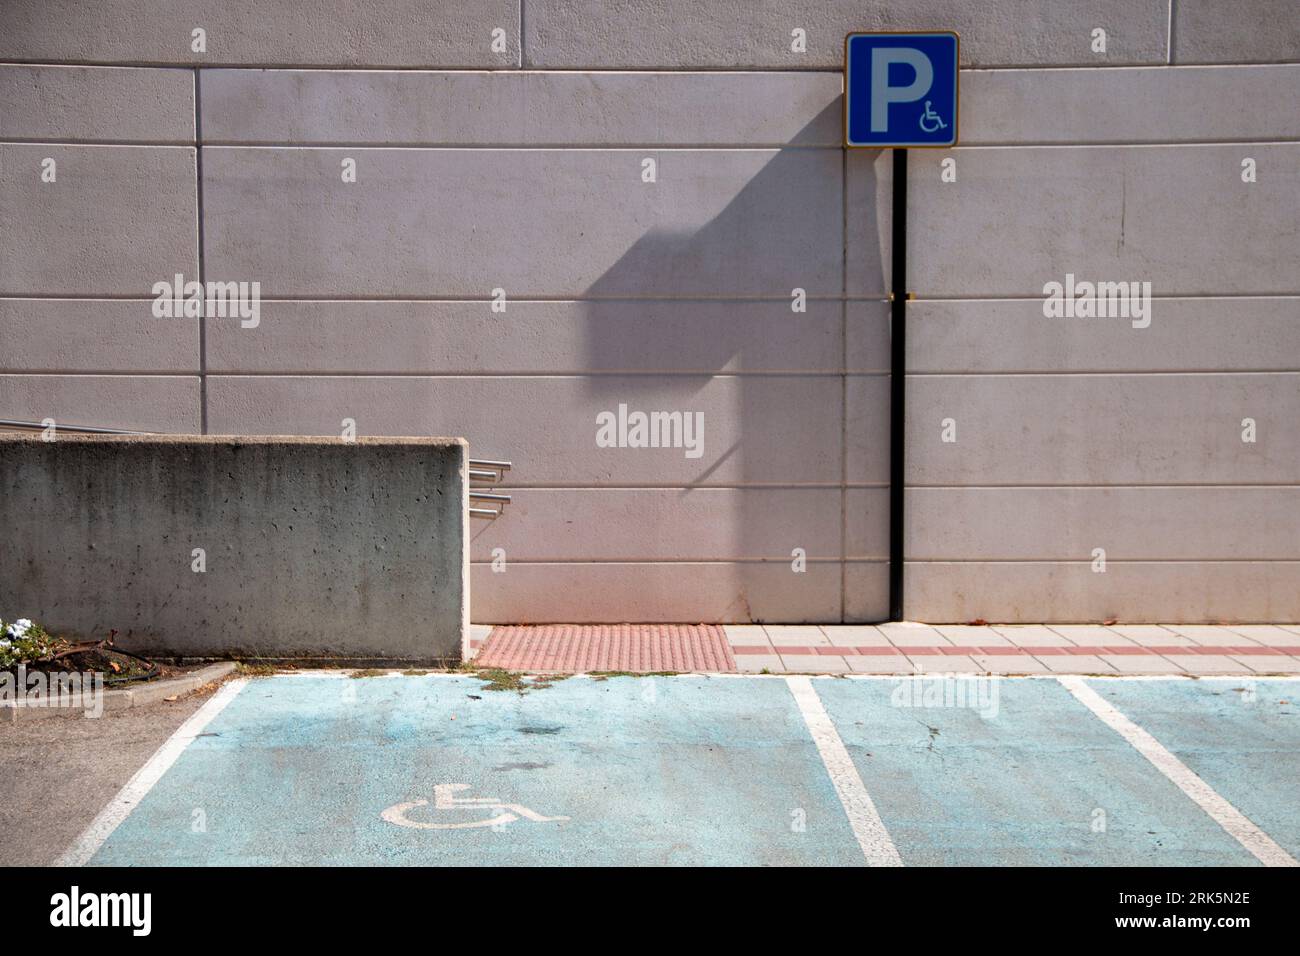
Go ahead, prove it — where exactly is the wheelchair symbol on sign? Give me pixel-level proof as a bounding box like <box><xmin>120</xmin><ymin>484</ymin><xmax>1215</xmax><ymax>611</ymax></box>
<box><xmin>382</xmin><ymin>783</ymin><xmax>570</xmax><ymax>830</ymax></box>
<box><xmin>919</xmin><ymin>100</ymin><xmax>948</xmax><ymax>133</ymax></box>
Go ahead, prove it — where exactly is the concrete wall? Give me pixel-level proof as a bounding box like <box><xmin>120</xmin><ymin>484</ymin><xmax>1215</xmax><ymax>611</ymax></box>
<box><xmin>1</xmin><ymin>1</ymin><xmax>1296</xmax><ymax>623</ymax></box>
<box><xmin>0</xmin><ymin>436</ymin><xmax>467</xmax><ymax>660</ymax></box>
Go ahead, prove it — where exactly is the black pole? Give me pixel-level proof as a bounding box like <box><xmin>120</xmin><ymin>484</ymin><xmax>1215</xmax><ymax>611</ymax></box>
<box><xmin>888</xmin><ymin>148</ymin><xmax>907</xmax><ymax>621</ymax></box>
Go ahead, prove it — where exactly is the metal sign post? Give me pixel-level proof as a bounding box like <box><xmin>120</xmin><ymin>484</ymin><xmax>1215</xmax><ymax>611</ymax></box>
<box><xmin>845</xmin><ymin>32</ymin><xmax>959</xmax><ymax>622</ymax></box>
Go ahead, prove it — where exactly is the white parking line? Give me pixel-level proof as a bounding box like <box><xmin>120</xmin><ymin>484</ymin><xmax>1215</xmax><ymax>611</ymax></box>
<box><xmin>55</xmin><ymin>678</ymin><xmax>249</xmax><ymax>867</ymax></box>
<box><xmin>785</xmin><ymin>675</ymin><xmax>903</xmax><ymax>867</ymax></box>
<box><xmin>1058</xmin><ymin>675</ymin><xmax>1298</xmax><ymax>867</ymax></box>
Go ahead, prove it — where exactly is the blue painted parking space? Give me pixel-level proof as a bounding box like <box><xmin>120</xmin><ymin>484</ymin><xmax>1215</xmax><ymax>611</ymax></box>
<box><xmin>82</xmin><ymin>674</ymin><xmax>1300</xmax><ymax>867</ymax></box>
<box><xmin>1082</xmin><ymin>679</ymin><xmax>1300</xmax><ymax>860</ymax></box>
<box><xmin>816</xmin><ymin>678</ymin><xmax>1260</xmax><ymax>865</ymax></box>
<box><xmin>91</xmin><ymin>674</ymin><xmax>864</xmax><ymax>866</ymax></box>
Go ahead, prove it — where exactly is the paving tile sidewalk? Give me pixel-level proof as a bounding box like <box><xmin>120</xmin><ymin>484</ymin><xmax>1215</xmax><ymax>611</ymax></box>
<box><xmin>469</xmin><ymin>623</ymin><xmax>1300</xmax><ymax>676</ymax></box>
<box><xmin>731</xmin><ymin>623</ymin><xmax>1300</xmax><ymax>676</ymax></box>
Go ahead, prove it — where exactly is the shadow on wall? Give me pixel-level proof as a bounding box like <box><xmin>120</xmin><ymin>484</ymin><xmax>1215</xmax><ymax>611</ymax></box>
<box><xmin>560</xmin><ymin>99</ymin><xmax>886</xmax><ymax>622</ymax></box>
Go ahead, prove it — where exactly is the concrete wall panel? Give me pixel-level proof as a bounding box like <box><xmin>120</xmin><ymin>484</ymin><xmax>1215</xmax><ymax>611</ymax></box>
<box><xmin>207</xmin><ymin>299</ymin><xmax>862</xmax><ymax>374</ymax></box>
<box><xmin>207</xmin><ymin>374</ymin><xmax>856</xmax><ymax>486</ymax></box>
<box><xmin>0</xmin><ymin>1</ymin><xmax>518</xmax><ymax>68</ymax></box>
<box><xmin>848</xmin><ymin>145</ymin><xmax>1300</xmax><ymax>297</ymax></box>
<box><xmin>470</xmin><ymin>488</ymin><xmax>843</xmax><ymax>562</ymax></box>
<box><xmin>201</xmin><ymin>70</ymin><xmax>843</xmax><ymax>146</ymax></box>
<box><xmin>0</xmin><ymin>374</ymin><xmax>200</xmax><ymax>433</ymax></box>
<box><xmin>960</xmin><ymin>64</ymin><xmax>1300</xmax><ymax>144</ymax></box>
<box><xmin>897</xmin><ymin>374</ymin><xmax>1299</xmax><ymax>485</ymax></box>
<box><xmin>886</xmin><ymin>298</ymin><xmax>1300</xmax><ymax>373</ymax></box>
<box><xmin>843</xmin><ymin>488</ymin><xmax>892</xmax><ymax>560</ymax></box>
<box><xmin>0</xmin><ymin>299</ymin><xmax>198</xmax><ymax>373</ymax></box>
<box><xmin>0</xmin><ymin>145</ymin><xmax>197</xmax><ymax>296</ymax></box>
<box><xmin>906</xmin><ymin>561</ymin><xmax>1300</xmax><ymax>623</ymax></box>
<box><xmin>472</xmin><ymin>561</ymin><xmax>843</xmax><ymax>623</ymax></box>
<box><xmin>845</xmin><ymin>301</ymin><xmax>892</xmax><ymax>374</ymax></box>
<box><xmin>0</xmin><ymin>65</ymin><xmax>194</xmax><ymax>143</ymax></box>
<box><xmin>907</xmin><ymin>487</ymin><xmax>1300</xmax><ymax>560</ymax></box>
<box><xmin>843</xmin><ymin>562</ymin><xmax>892</xmax><ymax>622</ymax></box>
<box><xmin>203</xmin><ymin>147</ymin><xmax>847</xmax><ymax>297</ymax></box>
<box><xmin>0</xmin><ymin>435</ymin><xmax>467</xmax><ymax>659</ymax></box>
<box><xmin>844</xmin><ymin>376</ymin><xmax>894</xmax><ymax>489</ymax></box>
<box><xmin>524</xmin><ymin>0</ymin><xmax>1168</xmax><ymax>69</ymax></box>
<box><xmin>1174</xmin><ymin>0</ymin><xmax>1300</xmax><ymax>64</ymax></box>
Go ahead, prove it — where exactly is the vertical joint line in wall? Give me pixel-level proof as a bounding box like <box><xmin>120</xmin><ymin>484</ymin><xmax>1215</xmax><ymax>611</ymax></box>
<box><xmin>194</xmin><ymin>67</ymin><xmax>207</xmax><ymax>435</ymax></box>
<box><xmin>519</xmin><ymin>0</ymin><xmax>525</xmax><ymax>68</ymax></box>
<box><xmin>1166</xmin><ymin>0</ymin><xmax>1175</xmax><ymax>65</ymax></box>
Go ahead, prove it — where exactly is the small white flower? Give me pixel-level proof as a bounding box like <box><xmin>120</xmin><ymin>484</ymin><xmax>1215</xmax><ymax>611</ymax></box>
<box><xmin>5</xmin><ymin>618</ymin><xmax>32</xmax><ymax>639</ymax></box>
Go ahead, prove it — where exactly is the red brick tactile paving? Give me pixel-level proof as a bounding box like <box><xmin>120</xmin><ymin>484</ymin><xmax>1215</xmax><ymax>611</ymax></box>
<box><xmin>475</xmin><ymin>624</ymin><xmax>737</xmax><ymax>673</ymax></box>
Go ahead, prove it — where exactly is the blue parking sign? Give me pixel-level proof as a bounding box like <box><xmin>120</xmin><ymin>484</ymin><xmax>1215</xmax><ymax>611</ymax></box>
<box><xmin>845</xmin><ymin>32</ymin><xmax>959</xmax><ymax>147</ymax></box>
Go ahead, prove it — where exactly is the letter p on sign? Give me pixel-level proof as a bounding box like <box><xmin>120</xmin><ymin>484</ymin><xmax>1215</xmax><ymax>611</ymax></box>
<box><xmin>846</xmin><ymin>32</ymin><xmax>959</xmax><ymax>147</ymax></box>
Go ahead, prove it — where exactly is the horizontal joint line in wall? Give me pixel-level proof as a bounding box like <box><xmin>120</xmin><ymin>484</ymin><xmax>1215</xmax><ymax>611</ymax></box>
<box><xmin>954</xmin><ymin>140</ymin><xmax>1300</xmax><ymax>149</ymax></box>
<box><xmin>469</xmin><ymin>483</ymin><xmax>889</xmax><ymax>490</ymax></box>
<box><xmin>0</xmin><ymin>142</ymin><xmax>194</xmax><ymax>151</ymax></box>
<box><xmin>0</xmin><ymin>369</ymin><xmax>201</xmax><ymax>376</ymax></box>
<box><xmin>245</xmin><ymin>294</ymin><xmax>854</xmax><ymax>303</ymax></box>
<box><xmin>906</xmin><ymin>559</ymin><xmax>1300</xmax><ymax>564</ymax></box>
<box><xmin>910</xmin><ymin>294</ymin><xmax>1300</xmax><ymax>302</ymax></box>
<box><xmin>196</xmin><ymin>372</ymin><xmax>886</xmax><ymax>380</ymax></box>
<box><xmin>0</xmin><ymin>61</ymin><xmax>850</xmax><ymax>73</ymax></box>
<box><xmin>468</xmin><ymin>558</ymin><xmax>890</xmax><ymax>566</ymax></box>
<box><xmin>15</xmin><ymin>59</ymin><xmax>1275</xmax><ymax>72</ymax></box>
<box><xmin>0</xmin><ymin>369</ymin><xmax>890</xmax><ymax>378</ymax></box>
<box><xmin>909</xmin><ymin>483</ymin><xmax>1300</xmax><ymax>489</ymax></box>
<box><xmin>24</xmin><ymin>137</ymin><xmax>1296</xmax><ymax>149</ymax></box>
<box><xmin>966</xmin><ymin>63</ymin><xmax>1300</xmax><ymax>73</ymax></box>
<box><xmin>960</xmin><ymin>138</ymin><xmax>1300</xmax><ymax>148</ymax></box>
<box><xmin>908</xmin><ymin>369</ymin><xmax>1300</xmax><ymax>377</ymax></box>
<box><xmin>203</xmin><ymin>144</ymin><xmax>828</xmax><ymax>152</ymax></box>
<box><xmin>906</xmin><ymin>370</ymin><xmax>1300</xmax><ymax>379</ymax></box>
<box><xmin>200</xmin><ymin>141</ymin><xmax>841</xmax><ymax>150</ymax></box>
<box><xmin>9</xmin><ymin>292</ymin><xmax>1298</xmax><ymax>303</ymax></box>
<box><xmin>0</xmin><ymin>138</ymin><xmax>195</xmax><ymax>147</ymax></box>
<box><xmin>0</xmin><ymin>371</ymin><xmax>887</xmax><ymax>382</ymax></box>
<box><xmin>0</xmin><ymin>294</ymin><xmax>873</xmax><ymax>303</ymax></box>
<box><xmin>196</xmin><ymin>370</ymin><xmax>883</xmax><ymax>378</ymax></box>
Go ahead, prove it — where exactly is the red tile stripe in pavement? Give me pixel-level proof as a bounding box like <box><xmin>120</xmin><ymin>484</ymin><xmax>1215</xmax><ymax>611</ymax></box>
<box><xmin>743</xmin><ymin>645</ymin><xmax>1300</xmax><ymax>657</ymax></box>
<box><xmin>474</xmin><ymin>625</ymin><xmax>738</xmax><ymax>673</ymax></box>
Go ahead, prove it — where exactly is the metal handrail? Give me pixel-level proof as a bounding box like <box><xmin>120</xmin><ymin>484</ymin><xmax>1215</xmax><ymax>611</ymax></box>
<box><xmin>0</xmin><ymin>418</ymin><xmax>149</xmax><ymax>435</ymax></box>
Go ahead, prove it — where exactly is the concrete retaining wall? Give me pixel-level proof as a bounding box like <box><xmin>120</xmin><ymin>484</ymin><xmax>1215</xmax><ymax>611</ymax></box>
<box><xmin>1</xmin><ymin>1</ymin><xmax>1297</xmax><ymax>623</ymax></box>
<box><xmin>0</xmin><ymin>436</ymin><xmax>467</xmax><ymax>660</ymax></box>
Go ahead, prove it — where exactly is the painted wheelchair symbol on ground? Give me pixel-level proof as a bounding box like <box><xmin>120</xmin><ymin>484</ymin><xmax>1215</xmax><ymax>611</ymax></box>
<box><xmin>382</xmin><ymin>783</ymin><xmax>570</xmax><ymax>830</ymax></box>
